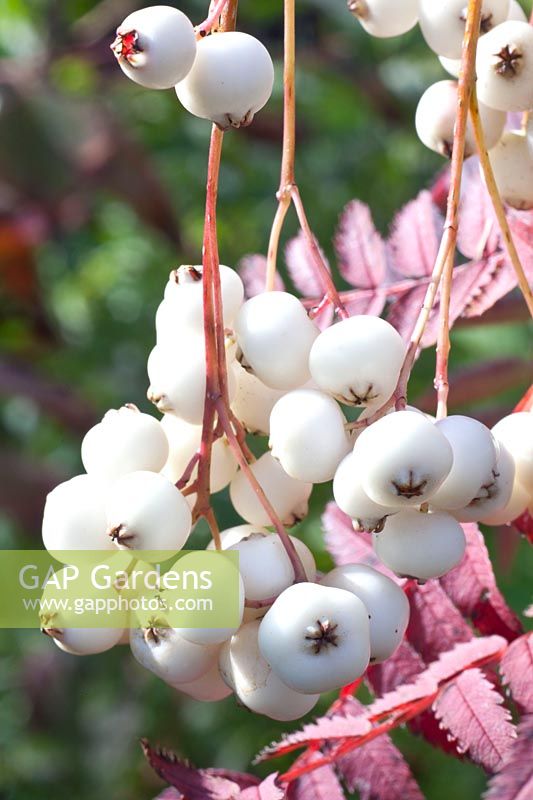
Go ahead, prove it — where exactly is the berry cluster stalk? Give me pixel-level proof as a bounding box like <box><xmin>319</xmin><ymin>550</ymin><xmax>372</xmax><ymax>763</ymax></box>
<box><xmin>196</xmin><ymin>0</ymin><xmax>232</xmax><ymax>38</ymax></box>
<box><xmin>265</xmin><ymin>0</ymin><xmax>348</xmax><ymax>318</ymax></box>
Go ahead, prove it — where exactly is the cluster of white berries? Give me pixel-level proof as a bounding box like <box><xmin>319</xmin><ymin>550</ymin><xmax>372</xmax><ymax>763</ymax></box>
<box><xmin>111</xmin><ymin>5</ymin><xmax>274</xmax><ymax>129</ymax></box>
<box><xmin>40</xmin><ymin>255</ymin><xmax>533</xmax><ymax>718</ymax></box>
<box><xmin>351</xmin><ymin>0</ymin><xmax>533</xmax><ymax>210</ymax></box>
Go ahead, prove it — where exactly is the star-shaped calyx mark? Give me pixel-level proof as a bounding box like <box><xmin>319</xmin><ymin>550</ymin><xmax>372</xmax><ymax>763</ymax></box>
<box><xmin>391</xmin><ymin>470</ymin><xmax>428</xmax><ymax>499</ymax></box>
<box><xmin>305</xmin><ymin>618</ymin><xmax>339</xmax><ymax>655</ymax></box>
<box><xmin>111</xmin><ymin>30</ymin><xmax>141</xmax><ymax>62</ymax></box>
<box><xmin>494</xmin><ymin>44</ymin><xmax>523</xmax><ymax>76</ymax></box>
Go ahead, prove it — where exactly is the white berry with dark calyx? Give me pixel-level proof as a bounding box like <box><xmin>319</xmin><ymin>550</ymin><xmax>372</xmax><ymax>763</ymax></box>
<box><xmin>491</xmin><ymin>412</ymin><xmax>533</xmax><ymax>492</ymax></box>
<box><xmin>431</xmin><ymin>415</ymin><xmax>499</xmax><ymax>510</ymax></box>
<box><xmin>348</xmin><ymin>0</ymin><xmax>418</xmax><ymax>38</ymax></box>
<box><xmin>231</xmin><ymin>362</ymin><xmax>286</xmax><ymax>435</ymax></box>
<box><xmin>453</xmin><ymin>443</ymin><xmax>517</xmax><ymax>523</ymax></box>
<box><xmin>147</xmin><ymin>338</ymin><xmax>236</xmax><ymax>424</ymax></box>
<box><xmin>219</xmin><ymin>621</ymin><xmax>320</xmax><ymax>720</ymax></box>
<box><xmin>111</xmin><ymin>6</ymin><xmax>197</xmax><ymax>90</ymax></box>
<box><xmin>373</xmin><ymin>510</ymin><xmax>466</xmax><ymax>581</ymax></box>
<box><xmin>173</xmin><ymin>660</ymin><xmax>233</xmax><ymax>702</ymax></box>
<box><xmin>175</xmin><ymin>31</ymin><xmax>274</xmax><ymax>130</ymax></box>
<box><xmin>42</xmin><ymin>474</ymin><xmax>113</xmax><ymax>558</ymax></box>
<box><xmin>333</xmin><ymin>451</ymin><xmax>401</xmax><ymax>533</ymax></box>
<box><xmin>229</xmin><ymin>452</ymin><xmax>312</xmax><ymax>527</ymax></box>
<box><xmin>235</xmin><ymin>291</ymin><xmax>319</xmax><ymax>390</ymax></box>
<box><xmin>309</xmin><ymin>315</ymin><xmax>405</xmax><ymax>408</ymax></box>
<box><xmin>161</xmin><ymin>414</ymin><xmax>237</xmax><ymax>493</ymax></box>
<box><xmin>354</xmin><ymin>410</ymin><xmax>453</xmax><ymax>507</ymax></box>
<box><xmin>46</xmin><ymin>626</ymin><xmax>126</xmax><ymax>657</ymax></box>
<box><xmin>158</xmin><ymin>264</ymin><xmax>244</xmax><ymax>342</ymax></box>
<box><xmin>487</xmin><ymin>130</ymin><xmax>533</xmax><ymax>210</ymax></box>
<box><xmin>81</xmin><ymin>404</ymin><xmax>169</xmax><ymax>481</ymax></box>
<box><xmin>130</xmin><ymin>623</ymin><xmax>218</xmax><ymax>685</ymax></box>
<box><xmin>269</xmin><ymin>389</ymin><xmax>351</xmax><ymax>483</ymax></box>
<box><xmin>106</xmin><ymin>471</ymin><xmax>192</xmax><ymax>556</ymax></box>
<box><xmin>419</xmin><ymin>0</ymin><xmax>510</xmax><ymax>60</ymax></box>
<box><xmin>415</xmin><ymin>80</ymin><xmax>505</xmax><ymax>158</ymax></box>
<box><xmin>258</xmin><ymin>582</ymin><xmax>370</xmax><ymax>694</ymax></box>
<box><xmin>321</xmin><ymin>564</ymin><xmax>409</xmax><ymax>663</ymax></box>
<box><xmin>476</xmin><ymin>21</ymin><xmax>533</xmax><ymax>112</ymax></box>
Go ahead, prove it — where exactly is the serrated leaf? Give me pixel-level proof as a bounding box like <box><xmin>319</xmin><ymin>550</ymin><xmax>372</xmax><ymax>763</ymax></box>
<box><xmin>405</xmin><ymin>580</ymin><xmax>473</xmax><ymax>664</ymax></box>
<box><xmin>500</xmin><ymin>633</ymin><xmax>533</xmax><ymax>713</ymax></box>
<box><xmin>386</xmin><ymin>283</ymin><xmax>429</xmax><ymax>343</ymax></box>
<box><xmin>239</xmin><ymin>774</ymin><xmax>286</xmax><ymax>800</ymax></box>
<box><xmin>141</xmin><ymin>741</ymin><xmax>242</xmax><ymax>800</ymax></box>
<box><xmin>286</xmin><ymin>752</ymin><xmax>345</xmax><ymax>799</ymax></box>
<box><xmin>336</xmin><ymin>698</ymin><xmax>424</xmax><ymax>800</ymax></box>
<box><xmin>285</xmin><ymin>231</ymin><xmax>330</xmax><ymax>298</ymax></box>
<box><xmin>426</xmin><ymin>636</ymin><xmax>508</xmax><ymax>685</ymax></box>
<box><xmin>154</xmin><ymin>789</ymin><xmax>183</xmax><ymax>800</ymax></box>
<box><xmin>322</xmin><ymin>502</ymin><xmax>399</xmax><ymax>581</ymax></box>
<box><xmin>457</xmin><ymin>158</ymin><xmax>499</xmax><ymax>260</ymax></box>
<box><xmin>457</xmin><ymin>256</ymin><xmax>517</xmax><ymax>319</ymax></box>
<box><xmin>239</xmin><ymin>255</ymin><xmax>285</xmax><ymax>297</ymax></box>
<box><xmin>334</xmin><ymin>200</ymin><xmax>387</xmax><ymax>289</ymax></box>
<box><xmin>259</xmin><ymin>715</ymin><xmax>372</xmax><ymax>760</ymax></box>
<box><xmin>367</xmin><ymin>640</ymin><xmax>426</xmax><ymax>696</ymax></box>
<box><xmin>483</xmin><ymin>714</ymin><xmax>533</xmax><ymax>800</ymax></box>
<box><xmin>440</xmin><ymin>524</ymin><xmax>523</xmax><ymax>641</ymax></box>
<box><xmin>387</xmin><ymin>190</ymin><xmax>443</xmax><ymax>280</ymax></box>
<box><xmin>433</xmin><ymin>668</ymin><xmax>516</xmax><ymax>772</ymax></box>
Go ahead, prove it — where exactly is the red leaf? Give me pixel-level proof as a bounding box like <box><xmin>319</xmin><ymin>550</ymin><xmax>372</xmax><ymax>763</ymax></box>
<box><xmin>440</xmin><ymin>524</ymin><xmax>523</xmax><ymax>641</ymax></box>
<box><xmin>286</xmin><ymin>752</ymin><xmax>344</xmax><ymax>800</ymax></box>
<box><xmin>457</xmin><ymin>158</ymin><xmax>499</xmax><ymax>260</ymax></box>
<box><xmin>322</xmin><ymin>503</ymin><xmax>399</xmax><ymax>582</ymax></box>
<box><xmin>512</xmin><ymin>509</ymin><xmax>533</xmax><ymax>543</ymax></box>
<box><xmin>405</xmin><ymin>581</ymin><xmax>473</xmax><ymax>664</ymax></box>
<box><xmin>334</xmin><ymin>200</ymin><xmax>387</xmax><ymax>289</ymax></box>
<box><xmin>336</xmin><ymin>698</ymin><xmax>424</xmax><ymax>800</ymax></box>
<box><xmin>141</xmin><ymin>741</ymin><xmax>242</xmax><ymax>800</ymax></box>
<box><xmin>500</xmin><ymin>633</ymin><xmax>533</xmax><ymax>713</ymax></box>
<box><xmin>387</xmin><ymin>190</ymin><xmax>443</xmax><ymax>280</ymax></box>
<box><xmin>367</xmin><ymin>640</ymin><xmax>425</xmax><ymax>696</ymax></box>
<box><xmin>154</xmin><ymin>790</ymin><xmax>183</xmax><ymax>800</ymax></box>
<box><xmin>426</xmin><ymin>636</ymin><xmax>508</xmax><ymax>685</ymax></box>
<box><xmin>285</xmin><ymin>231</ymin><xmax>330</xmax><ymax>298</ymax></box>
<box><xmin>433</xmin><ymin>668</ymin><xmax>516</xmax><ymax>773</ymax></box>
<box><xmin>239</xmin><ymin>775</ymin><xmax>286</xmax><ymax>800</ymax></box>
<box><xmin>259</xmin><ymin>715</ymin><xmax>372</xmax><ymax>760</ymax></box>
<box><xmin>239</xmin><ymin>255</ymin><xmax>285</xmax><ymax>297</ymax></box>
<box><xmin>484</xmin><ymin>714</ymin><xmax>533</xmax><ymax>800</ymax></box>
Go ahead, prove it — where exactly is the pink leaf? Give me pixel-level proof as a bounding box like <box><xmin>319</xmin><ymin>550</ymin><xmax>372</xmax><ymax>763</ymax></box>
<box><xmin>500</xmin><ymin>633</ymin><xmax>533</xmax><ymax>713</ymax></box>
<box><xmin>343</xmin><ymin>290</ymin><xmax>387</xmax><ymax>318</ymax></box>
<box><xmin>322</xmin><ymin>503</ymin><xmax>400</xmax><ymax>582</ymax></box>
<box><xmin>484</xmin><ymin>714</ymin><xmax>533</xmax><ymax>800</ymax></box>
<box><xmin>456</xmin><ymin>257</ymin><xmax>517</xmax><ymax>319</ymax></box>
<box><xmin>405</xmin><ymin>580</ymin><xmax>473</xmax><ymax>664</ymax></box>
<box><xmin>240</xmin><ymin>774</ymin><xmax>286</xmax><ymax>800</ymax></box>
<box><xmin>367</xmin><ymin>640</ymin><xmax>425</xmax><ymax>696</ymax></box>
<box><xmin>334</xmin><ymin>200</ymin><xmax>387</xmax><ymax>289</ymax></box>
<box><xmin>433</xmin><ymin>668</ymin><xmax>516</xmax><ymax>773</ymax></box>
<box><xmin>387</xmin><ymin>190</ymin><xmax>444</xmax><ymax>279</ymax></box>
<box><xmin>507</xmin><ymin>209</ymin><xmax>533</xmax><ymax>281</ymax></box>
<box><xmin>154</xmin><ymin>790</ymin><xmax>183</xmax><ymax>800</ymax></box>
<box><xmin>258</xmin><ymin>715</ymin><xmax>372</xmax><ymax>760</ymax></box>
<box><xmin>286</xmin><ymin>752</ymin><xmax>345</xmax><ymax>799</ymax></box>
<box><xmin>386</xmin><ymin>283</ymin><xmax>429</xmax><ymax>343</ymax></box>
<box><xmin>141</xmin><ymin>741</ymin><xmax>242</xmax><ymax>800</ymax></box>
<box><xmin>512</xmin><ymin>509</ymin><xmax>533</xmax><ymax>543</ymax></box>
<box><xmin>457</xmin><ymin>158</ymin><xmax>499</xmax><ymax>260</ymax></box>
<box><xmin>336</xmin><ymin>698</ymin><xmax>424</xmax><ymax>800</ymax></box>
<box><xmin>426</xmin><ymin>635</ymin><xmax>508</xmax><ymax>685</ymax></box>
<box><xmin>239</xmin><ymin>255</ymin><xmax>285</xmax><ymax>297</ymax></box>
<box><xmin>285</xmin><ymin>231</ymin><xmax>330</xmax><ymax>298</ymax></box>
<box><xmin>440</xmin><ymin>524</ymin><xmax>523</xmax><ymax>641</ymax></box>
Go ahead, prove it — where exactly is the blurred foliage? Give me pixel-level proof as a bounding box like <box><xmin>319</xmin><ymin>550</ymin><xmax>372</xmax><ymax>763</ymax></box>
<box><xmin>0</xmin><ymin>0</ymin><xmax>531</xmax><ymax>798</ymax></box>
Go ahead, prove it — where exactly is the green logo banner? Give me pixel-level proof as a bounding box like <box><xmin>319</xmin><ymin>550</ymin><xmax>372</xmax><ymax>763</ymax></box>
<box><xmin>0</xmin><ymin>550</ymin><xmax>241</xmax><ymax>629</ymax></box>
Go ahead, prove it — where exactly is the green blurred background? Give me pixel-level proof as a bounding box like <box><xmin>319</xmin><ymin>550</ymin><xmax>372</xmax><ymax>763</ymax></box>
<box><xmin>0</xmin><ymin>1</ymin><xmax>531</xmax><ymax>797</ymax></box>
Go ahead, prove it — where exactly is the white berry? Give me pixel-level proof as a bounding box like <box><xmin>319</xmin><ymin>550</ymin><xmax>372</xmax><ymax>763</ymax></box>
<box><xmin>42</xmin><ymin>475</ymin><xmax>112</xmax><ymax>557</ymax></box>
<box><xmin>431</xmin><ymin>415</ymin><xmax>499</xmax><ymax>510</ymax></box>
<box><xmin>479</xmin><ymin>476</ymin><xmax>529</xmax><ymax>525</ymax></box>
<box><xmin>419</xmin><ymin>0</ymin><xmax>510</xmax><ymax>59</ymax></box>
<box><xmin>476</xmin><ymin>21</ymin><xmax>533</xmax><ymax>112</ymax></box>
<box><xmin>354</xmin><ymin>410</ymin><xmax>453</xmax><ymax>507</ymax></box>
<box><xmin>231</xmin><ymin>362</ymin><xmax>286</xmax><ymax>435</ymax></box>
<box><xmin>348</xmin><ymin>0</ymin><xmax>418</xmax><ymax>38</ymax></box>
<box><xmin>131</xmin><ymin>624</ymin><xmax>218</xmax><ymax>684</ymax></box>
<box><xmin>111</xmin><ymin>6</ymin><xmax>196</xmax><ymax>90</ymax></box>
<box><xmin>321</xmin><ymin>564</ymin><xmax>409</xmax><ymax>663</ymax></box>
<box><xmin>173</xmin><ymin>660</ymin><xmax>233</xmax><ymax>702</ymax></box>
<box><xmin>508</xmin><ymin>0</ymin><xmax>528</xmax><ymax>21</ymax></box>
<box><xmin>229</xmin><ymin>452</ymin><xmax>312</xmax><ymax>527</ymax></box>
<box><xmin>487</xmin><ymin>130</ymin><xmax>533</xmax><ymax>210</ymax></box>
<box><xmin>81</xmin><ymin>404</ymin><xmax>169</xmax><ymax>481</ymax></box>
<box><xmin>227</xmin><ymin>532</ymin><xmax>310</xmax><ymax>602</ymax></box>
<box><xmin>333</xmin><ymin>451</ymin><xmax>401</xmax><ymax>533</ymax></box>
<box><xmin>309</xmin><ymin>316</ymin><xmax>405</xmax><ymax>407</ymax></box>
<box><xmin>269</xmin><ymin>389</ymin><xmax>351</xmax><ymax>483</ymax></box>
<box><xmin>219</xmin><ymin>621</ymin><xmax>319</xmax><ymax>720</ymax></box>
<box><xmin>258</xmin><ymin>582</ymin><xmax>370</xmax><ymax>694</ymax></box>
<box><xmin>491</xmin><ymin>412</ymin><xmax>533</xmax><ymax>492</ymax></box>
<box><xmin>175</xmin><ymin>32</ymin><xmax>274</xmax><ymax>129</ymax></box>
<box><xmin>234</xmin><ymin>292</ymin><xmax>319</xmax><ymax>390</ymax></box>
<box><xmin>415</xmin><ymin>80</ymin><xmax>505</xmax><ymax>158</ymax></box>
<box><xmin>106</xmin><ymin>471</ymin><xmax>192</xmax><ymax>556</ymax></box>
<box><xmin>373</xmin><ymin>510</ymin><xmax>466</xmax><ymax>580</ymax></box>
<box><xmin>453</xmin><ymin>443</ymin><xmax>517</xmax><ymax>522</ymax></box>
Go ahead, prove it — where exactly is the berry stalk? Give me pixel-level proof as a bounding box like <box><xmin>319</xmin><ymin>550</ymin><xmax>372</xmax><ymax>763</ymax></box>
<box><xmin>195</xmin><ymin>0</ymin><xmax>232</xmax><ymax>38</ymax></box>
